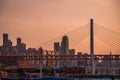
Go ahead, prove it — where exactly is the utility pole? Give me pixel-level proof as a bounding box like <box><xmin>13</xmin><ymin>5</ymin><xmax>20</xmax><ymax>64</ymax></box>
<box><xmin>90</xmin><ymin>19</ymin><xmax>95</xmax><ymax>74</ymax></box>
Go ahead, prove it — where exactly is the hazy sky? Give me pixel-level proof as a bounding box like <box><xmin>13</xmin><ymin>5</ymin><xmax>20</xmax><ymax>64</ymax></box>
<box><xmin>0</xmin><ymin>0</ymin><xmax>120</xmax><ymax>54</ymax></box>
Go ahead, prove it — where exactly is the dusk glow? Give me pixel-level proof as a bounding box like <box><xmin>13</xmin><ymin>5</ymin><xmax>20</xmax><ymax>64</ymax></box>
<box><xmin>0</xmin><ymin>1</ymin><xmax>120</xmax><ymax>78</ymax></box>
<box><xmin>0</xmin><ymin>0</ymin><xmax>120</xmax><ymax>54</ymax></box>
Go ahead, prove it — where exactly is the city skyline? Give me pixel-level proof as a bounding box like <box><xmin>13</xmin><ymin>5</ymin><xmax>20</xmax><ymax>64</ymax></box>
<box><xmin>0</xmin><ymin>0</ymin><xmax>120</xmax><ymax>54</ymax></box>
<box><xmin>0</xmin><ymin>32</ymin><xmax>119</xmax><ymax>55</ymax></box>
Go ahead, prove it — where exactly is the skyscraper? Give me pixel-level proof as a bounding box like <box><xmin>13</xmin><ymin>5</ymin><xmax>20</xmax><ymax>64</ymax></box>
<box><xmin>60</xmin><ymin>35</ymin><xmax>69</xmax><ymax>55</ymax></box>
<box><xmin>16</xmin><ymin>37</ymin><xmax>22</xmax><ymax>53</ymax></box>
<box><xmin>60</xmin><ymin>35</ymin><xmax>69</xmax><ymax>66</ymax></box>
<box><xmin>54</xmin><ymin>42</ymin><xmax>60</xmax><ymax>52</ymax></box>
<box><xmin>17</xmin><ymin>37</ymin><xmax>21</xmax><ymax>46</ymax></box>
<box><xmin>8</xmin><ymin>40</ymin><xmax>12</xmax><ymax>47</ymax></box>
<box><xmin>21</xmin><ymin>43</ymin><xmax>26</xmax><ymax>53</ymax></box>
<box><xmin>3</xmin><ymin>33</ymin><xmax>8</xmax><ymax>46</ymax></box>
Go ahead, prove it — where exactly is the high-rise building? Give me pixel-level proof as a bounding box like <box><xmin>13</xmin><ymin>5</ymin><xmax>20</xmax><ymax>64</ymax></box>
<box><xmin>54</xmin><ymin>42</ymin><xmax>60</xmax><ymax>52</ymax></box>
<box><xmin>8</xmin><ymin>40</ymin><xmax>12</xmax><ymax>47</ymax></box>
<box><xmin>16</xmin><ymin>37</ymin><xmax>22</xmax><ymax>53</ymax></box>
<box><xmin>17</xmin><ymin>37</ymin><xmax>21</xmax><ymax>46</ymax></box>
<box><xmin>68</xmin><ymin>49</ymin><xmax>77</xmax><ymax>67</ymax></box>
<box><xmin>3</xmin><ymin>33</ymin><xmax>8</xmax><ymax>46</ymax></box>
<box><xmin>21</xmin><ymin>43</ymin><xmax>26</xmax><ymax>53</ymax></box>
<box><xmin>69</xmin><ymin>49</ymin><xmax>75</xmax><ymax>55</ymax></box>
<box><xmin>60</xmin><ymin>35</ymin><xmax>69</xmax><ymax>66</ymax></box>
<box><xmin>60</xmin><ymin>35</ymin><xmax>69</xmax><ymax>55</ymax></box>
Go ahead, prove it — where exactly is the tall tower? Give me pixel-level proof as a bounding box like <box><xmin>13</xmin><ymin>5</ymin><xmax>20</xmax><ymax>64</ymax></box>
<box><xmin>90</xmin><ymin>19</ymin><xmax>95</xmax><ymax>74</ymax></box>
<box><xmin>3</xmin><ymin>33</ymin><xmax>8</xmax><ymax>46</ymax></box>
<box><xmin>17</xmin><ymin>37</ymin><xmax>22</xmax><ymax>53</ymax></box>
<box><xmin>61</xmin><ymin>35</ymin><xmax>69</xmax><ymax>55</ymax></box>
<box><xmin>17</xmin><ymin>37</ymin><xmax>21</xmax><ymax>46</ymax></box>
<box><xmin>54</xmin><ymin>42</ymin><xmax>60</xmax><ymax>52</ymax></box>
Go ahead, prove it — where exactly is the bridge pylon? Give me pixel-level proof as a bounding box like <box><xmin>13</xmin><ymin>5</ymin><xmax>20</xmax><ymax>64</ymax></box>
<box><xmin>90</xmin><ymin>19</ymin><xmax>95</xmax><ymax>74</ymax></box>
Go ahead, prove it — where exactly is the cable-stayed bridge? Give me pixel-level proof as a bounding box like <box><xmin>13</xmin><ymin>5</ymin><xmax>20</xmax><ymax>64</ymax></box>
<box><xmin>34</xmin><ymin>20</ymin><xmax>120</xmax><ymax>54</ymax></box>
<box><xmin>0</xmin><ymin>19</ymin><xmax>120</xmax><ymax>75</ymax></box>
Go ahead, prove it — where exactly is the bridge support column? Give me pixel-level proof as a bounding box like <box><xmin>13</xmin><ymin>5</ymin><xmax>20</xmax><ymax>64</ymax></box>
<box><xmin>90</xmin><ymin>19</ymin><xmax>95</xmax><ymax>74</ymax></box>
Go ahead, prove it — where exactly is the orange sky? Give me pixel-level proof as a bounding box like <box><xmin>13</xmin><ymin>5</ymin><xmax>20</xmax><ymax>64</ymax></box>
<box><xmin>0</xmin><ymin>0</ymin><xmax>120</xmax><ymax>54</ymax></box>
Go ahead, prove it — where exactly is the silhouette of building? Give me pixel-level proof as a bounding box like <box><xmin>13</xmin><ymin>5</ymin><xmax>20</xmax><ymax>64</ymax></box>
<box><xmin>60</xmin><ymin>35</ymin><xmax>69</xmax><ymax>55</ymax></box>
<box><xmin>21</xmin><ymin>43</ymin><xmax>26</xmax><ymax>53</ymax></box>
<box><xmin>3</xmin><ymin>33</ymin><xmax>8</xmax><ymax>46</ymax></box>
<box><xmin>54</xmin><ymin>42</ymin><xmax>60</xmax><ymax>53</ymax></box>
<box><xmin>8</xmin><ymin>40</ymin><xmax>12</xmax><ymax>47</ymax></box>
<box><xmin>17</xmin><ymin>37</ymin><xmax>21</xmax><ymax>46</ymax></box>
<box><xmin>59</xmin><ymin>35</ymin><xmax>69</xmax><ymax>66</ymax></box>
<box><xmin>1</xmin><ymin>33</ymin><xmax>16</xmax><ymax>56</ymax></box>
<box><xmin>0</xmin><ymin>33</ymin><xmax>27</xmax><ymax>56</ymax></box>
<box><xmin>16</xmin><ymin>37</ymin><xmax>26</xmax><ymax>54</ymax></box>
<box><xmin>68</xmin><ymin>49</ymin><xmax>77</xmax><ymax>66</ymax></box>
<box><xmin>69</xmin><ymin>49</ymin><xmax>75</xmax><ymax>55</ymax></box>
<box><xmin>16</xmin><ymin>37</ymin><xmax>22</xmax><ymax>53</ymax></box>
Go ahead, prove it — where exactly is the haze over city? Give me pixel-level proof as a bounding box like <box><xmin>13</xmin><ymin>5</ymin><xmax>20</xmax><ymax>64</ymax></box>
<box><xmin>0</xmin><ymin>0</ymin><xmax>120</xmax><ymax>54</ymax></box>
<box><xmin>0</xmin><ymin>1</ymin><xmax>120</xmax><ymax>78</ymax></box>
